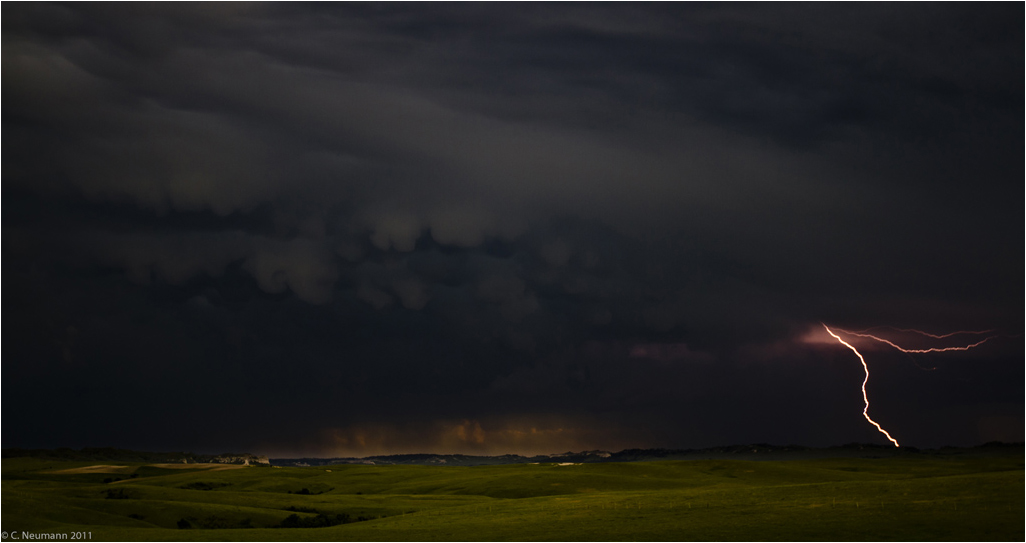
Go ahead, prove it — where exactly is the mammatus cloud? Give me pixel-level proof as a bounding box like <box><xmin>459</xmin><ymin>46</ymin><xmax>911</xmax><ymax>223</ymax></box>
<box><xmin>242</xmin><ymin>238</ymin><xmax>339</xmax><ymax>305</ymax></box>
<box><xmin>85</xmin><ymin>230</ymin><xmax>339</xmax><ymax>304</ymax></box>
<box><xmin>3</xmin><ymin>3</ymin><xmax>1021</xmax><ymax>454</ymax></box>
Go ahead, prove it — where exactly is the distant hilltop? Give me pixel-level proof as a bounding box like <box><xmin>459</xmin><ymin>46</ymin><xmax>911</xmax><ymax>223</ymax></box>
<box><xmin>5</xmin><ymin>442</ymin><xmax>1018</xmax><ymax>467</ymax></box>
<box><xmin>1</xmin><ymin>447</ymin><xmax>269</xmax><ymax>465</ymax></box>
<box><xmin>270</xmin><ymin>442</ymin><xmax>1023</xmax><ymax>467</ymax></box>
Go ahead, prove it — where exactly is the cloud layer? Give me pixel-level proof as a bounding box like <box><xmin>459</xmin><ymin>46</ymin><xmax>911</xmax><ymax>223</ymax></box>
<box><xmin>3</xmin><ymin>3</ymin><xmax>1022</xmax><ymax>454</ymax></box>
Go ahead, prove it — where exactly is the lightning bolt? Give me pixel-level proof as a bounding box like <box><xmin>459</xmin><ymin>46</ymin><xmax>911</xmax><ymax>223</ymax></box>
<box><xmin>833</xmin><ymin>326</ymin><xmax>993</xmax><ymax>351</ymax></box>
<box><xmin>821</xmin><ymin>324</ymin><xmax>999</xmax><ymax>447</ymax></box>
<box><xmin>852</xmin><ymin>326</ymin><xmax>995</xmax><ymax>340</ymax></box>
<box><xmin>822</xmin><ymin>323</ymin><xmax>901</xmax><ymax>447</ymax></box>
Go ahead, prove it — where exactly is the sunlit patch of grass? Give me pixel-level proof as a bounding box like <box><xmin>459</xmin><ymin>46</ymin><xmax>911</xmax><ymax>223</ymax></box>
<box><xmin>3</xmin><ymin>452</ymin><xmax>1022</xmax><ymax>541</ymax></box>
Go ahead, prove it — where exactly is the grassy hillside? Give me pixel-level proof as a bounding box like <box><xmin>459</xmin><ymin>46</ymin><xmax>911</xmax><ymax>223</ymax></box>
<box><xmin>2</xmin><ymin>452</ymin><xmax>1022</xmax><ymax>541</ymax></box>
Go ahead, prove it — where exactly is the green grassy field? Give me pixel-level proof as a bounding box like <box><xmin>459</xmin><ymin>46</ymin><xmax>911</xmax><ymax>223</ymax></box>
<box><xmin>2</xmin><ymin>452</ymin><xmax>1022</xmax><ymax>541</ymax></box>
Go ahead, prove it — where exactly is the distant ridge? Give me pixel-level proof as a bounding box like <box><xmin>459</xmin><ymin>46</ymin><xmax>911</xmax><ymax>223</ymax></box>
<box><xmin>269</xmin><ymin>441</ymin><xmax>1022</xmax><ymax>467</ymax></box>
<box><xmin>1</xmin><ymin>447</ymin><xmax>269</xmax><ymax>465</ymax></box>
<box><xmin>5</xmin><ymin>443</ymin><xmax>1017</xmax><ymax>467</ymax></box>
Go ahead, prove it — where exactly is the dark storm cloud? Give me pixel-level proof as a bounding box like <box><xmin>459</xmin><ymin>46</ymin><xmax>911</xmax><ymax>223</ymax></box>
<box><xmin>3</xmin><ymin>3</ymin><xmax>1022</xmax><ymax>454</ymax></box>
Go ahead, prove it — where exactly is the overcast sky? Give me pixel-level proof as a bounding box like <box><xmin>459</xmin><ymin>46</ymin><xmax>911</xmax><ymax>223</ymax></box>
<box><xmin>3</xmin><ymin>3</ymin><xmax>1022</xmax><ymax>457</ymax></box>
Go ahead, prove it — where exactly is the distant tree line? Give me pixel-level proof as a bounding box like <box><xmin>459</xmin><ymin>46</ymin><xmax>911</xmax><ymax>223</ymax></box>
<box><xmin>175</xmin><ymin>511</ymin><xmax>375</xmax><ymax>529</ymax></box>
<box><xmin>287</xmin><ymin>487</ymin><xmax>333</xmax><ymax>495</ymax></box>
<box><xmin>176</xmin><ymin>516</ymin><xmax>253</xmax><ymax>530</ymax></box>
<box><xmin>103</xmin><ymin>489</ymin><xmax>130</xmax><ymax>500</ymax></box>
<box><xmin>279</xmin><ymin>512</ymin><xmax>375</xmax><ymax>528</ymax></box>
<box><xmin>103</xmin><ymin>474</ymin><xmax>138</xmax><ymax>483</ymax></box>
<box><xmin>179</xmin><ymin>481</ymin><xmax>231</xmax><ymax>491</ymax></box>
<box><xmin>284</xmin><ymin>505</ymin><xmax>319</xmax><ymax>513</ymax></box>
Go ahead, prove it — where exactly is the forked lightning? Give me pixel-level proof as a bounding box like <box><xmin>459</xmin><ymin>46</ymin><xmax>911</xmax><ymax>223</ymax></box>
<box><xmin>821</xmin><ymin>323</ymin><xmax>996</xmax><ymax>447</ymax></box>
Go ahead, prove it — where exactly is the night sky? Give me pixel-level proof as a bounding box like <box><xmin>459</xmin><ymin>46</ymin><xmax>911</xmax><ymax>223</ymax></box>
<box><xmin>3</xmin><ymin>3</ymin><xmax>1022</xmax><ymax>458</ymax></box>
